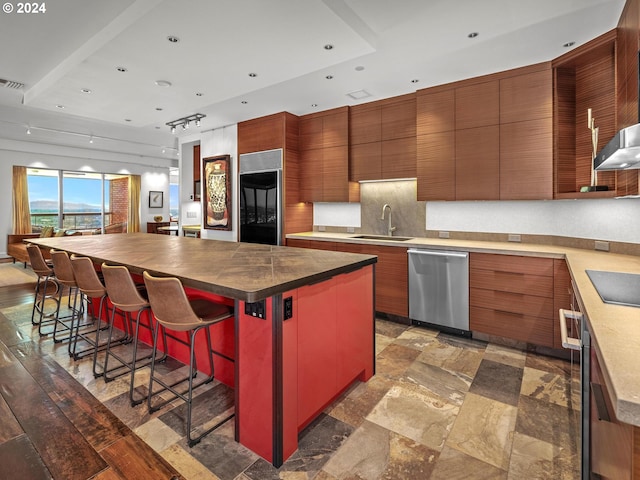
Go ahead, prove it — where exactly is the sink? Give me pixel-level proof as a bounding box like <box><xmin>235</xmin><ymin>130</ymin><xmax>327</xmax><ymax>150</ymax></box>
<box><xmin>586</xmin><ymin>270</ymin><xmax>640</xmax><ymax>308</ymax></box>
<box><xmin>351</xmin><ymin>235</ymin><xmax>414</xmax><ymax>242</ymax></box>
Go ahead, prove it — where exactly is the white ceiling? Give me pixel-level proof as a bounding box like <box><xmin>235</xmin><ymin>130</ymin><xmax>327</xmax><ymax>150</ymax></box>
<box><xmin>0</xmin><ymin>0</ymin><xmax>627</xmax><ymax>160</ymax></box>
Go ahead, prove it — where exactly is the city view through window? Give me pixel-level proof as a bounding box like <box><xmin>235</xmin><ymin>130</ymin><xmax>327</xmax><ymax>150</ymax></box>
<box><xmin>27</xmin><ymin>168</ymin><xmax>129</xmax><ymax>233</ymax></box>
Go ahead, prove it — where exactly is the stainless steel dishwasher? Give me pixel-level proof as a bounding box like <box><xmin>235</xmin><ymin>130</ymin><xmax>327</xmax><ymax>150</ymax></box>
<box><xmin>408</xmin><ymin>249</ymin><xmax>470</xmax><ymax>336</ymax></box>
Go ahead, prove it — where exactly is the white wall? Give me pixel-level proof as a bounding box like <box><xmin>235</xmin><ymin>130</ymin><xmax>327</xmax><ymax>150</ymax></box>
<box><xmin>1</xmin><ymin>138</ymin><xmax>172</xmax><ymax>256</ymax></box>
<box><xmin>190</xmin><ymin>124</ymin><xmax>238</xmax><ymax>242</ymax></box>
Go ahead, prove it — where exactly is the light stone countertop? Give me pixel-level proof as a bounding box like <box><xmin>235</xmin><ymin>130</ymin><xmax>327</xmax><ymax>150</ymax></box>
<box><xmin>287</xmin><ymin>231</ymin><xmax>640</xmax><ymax>427</ymax></box>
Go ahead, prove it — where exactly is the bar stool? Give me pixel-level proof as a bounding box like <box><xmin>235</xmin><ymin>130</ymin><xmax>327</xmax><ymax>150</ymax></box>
<box><xmin>26</xmin><ymin>244</ymin><xmax>60</xmax><ymax>335</ymax></box>
<box><xmin>69</xmin><ymin>255</ymin><xmax>115</xmax><ymax>361</ymax></box>
<box><xmin>143</xmin><ymin>270</ymin><xmax>234</xmax><ymax>446</ymax></box>
<box><xmin>101</xmin><ymin>263</ymin><xmax>164</xmax><ymax>406</ymax></box>
<box><xmin>49</xmin><ymin>249</ymin><xmax>83</xmax><ymax>349</ymax></box>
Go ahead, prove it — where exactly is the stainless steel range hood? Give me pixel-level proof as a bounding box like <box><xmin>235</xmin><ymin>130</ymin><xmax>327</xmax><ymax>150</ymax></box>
<box><xmin>593</xmin><ymin>123</ymin><xmax>640</xmax><ymax>170</ymax></box>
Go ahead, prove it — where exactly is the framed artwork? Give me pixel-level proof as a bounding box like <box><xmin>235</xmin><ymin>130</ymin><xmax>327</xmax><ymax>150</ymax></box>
<box><xmin>203</xmin><ymin>154</ymin><xmax>231</xmax><ymax>230</ymax></box>
<box><xmin>149</xmin><ymin>190</ymin><xmax>163</xmax><ymax>208</ymax></box>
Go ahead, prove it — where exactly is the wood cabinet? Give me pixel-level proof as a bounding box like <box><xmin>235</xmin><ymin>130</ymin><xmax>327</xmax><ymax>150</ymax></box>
<box><xmin>469</xmin><ymin>252</ymin><xmax>555</xmax><ymax>347</ymax></box>
<box><xmin>553</xmin><ymin>30</ymin><xmax>623</xmax><ymax>198</ymax></box>
<box><xmin>553</xmin><ymin>259</ymin><xmax>572</xmax><ymax>349</ymax></box>
<box><xmin>417</xmin><ymin>63</ymin><xmax>553</xmax><ymax>201</ymax></box>
<box><xmin>238</xmin><ymin>112</ymin><xmax>313</xmax><ymax>240</ymax></box>
<box><xmin>288</xmin><ymin>239</ymin><xmax>408</xmax><ymax>318</ymax></box>
<box><xmin>146</xmin><ymin>222</ymin><xmax>170</xmax><ymax>234</ymax></box>
<box><xmin>299</xmin><ymin>107</ymin><xmax>358</xmax><ymax>203</ymax></box>
<box><xmin>350</xmin><ymin>94</ymin><xmax>416</xmax><ymax>182</ymax></box>
<box><xmin>590</xmin><ymin>338</ymin><xmax>640</xmax><ymax>479</ymax></box>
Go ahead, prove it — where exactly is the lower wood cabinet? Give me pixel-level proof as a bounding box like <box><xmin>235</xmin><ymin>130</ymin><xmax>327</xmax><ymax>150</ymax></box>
<box><xmin>469</xmin><ymin>252</ymin><xmax>555</xmax><ymax>347</ymax></box>
<box><xmin>590</xmin><ymin>341</ymin><xmax>640</xmax><ymax>479</ymax></box>
<box><xmin>287</xmin><ymin>239</ymin><xmax>408</xmax><ymax>318</ymax></box>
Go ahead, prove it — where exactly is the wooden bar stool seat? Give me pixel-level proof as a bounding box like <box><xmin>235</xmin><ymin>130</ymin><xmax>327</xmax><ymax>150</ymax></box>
<box><xmin>143</xmin><ymin>270</ymin><xmax>234</xmax><ymax>447</ymax></box>
<box><xmin>100</xmin><ymin>263</ymin><xmax>165</xmax><ymax>406</ymax></box>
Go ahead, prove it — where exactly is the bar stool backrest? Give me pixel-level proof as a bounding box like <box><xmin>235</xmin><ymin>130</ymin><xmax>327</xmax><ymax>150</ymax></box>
<box><xmin>143</xmin><ymin>271</ymin><xmax>202</xmax><ymax>332</ymax></box>
<box><xmin>101</xmin><ymin>263</ymin><xmax>148</xmax><ymax>312</ymax></box>
<box><xmin>27</xmin><ymin>244</ymin><xmax>52</xmax><ymax>277</ymax></box>
<box><xmin>70</xmin><ymin>255</ymin><xmax>106</xmax><ymax>298</ymax></box>
<box><xmin>50</xmin><ymin>250</ymin><xmax>76</xmax><ymax>287</ymax></box>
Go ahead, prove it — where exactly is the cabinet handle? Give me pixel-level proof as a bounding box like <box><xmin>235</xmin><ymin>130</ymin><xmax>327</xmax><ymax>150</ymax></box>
<box><xmin>558</xmin><ymin>308</ymin><xmax>581</xmax><ymax>350</ymax></box>
<box><xmin>590</xmin><ymin>382</ymin><xmax>611</xmax><ymax>423</ymax></box>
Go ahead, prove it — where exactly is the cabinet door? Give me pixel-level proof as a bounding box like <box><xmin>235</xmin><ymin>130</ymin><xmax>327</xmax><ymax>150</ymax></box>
<box><xmin>371</xmin><ymin>245</ymin><xmax>408</xmax><ymax>317</ymax></box>
<box><xmin>417</xmin><ymin>89</ymin><xmax>454</xmax><ymax>135</ymax></box>
<box><xmin>350</xmin><ymin>105</ymin><xmax>381</xmax><ymax>144</ymax></box>
<box><xmin>350</xmin><ymin>142</ymin><xmax>382</xmax><ymax>181</ymax></box>
<box><xmin>455</xmin><ymin>125</ymin><xmax>499</xmax><ymax>200</ymax></box>
<box><xmin>500</xmin><ymin>117</ymin><xmax>553</xmax><ymax>200</ymax></box>
<box><xmin>417</xmin><ymin>131</ymin><xmax>455</xmax><ymax>200</ymax></box>
<box><xmin>382</xmin><ymin>137</ymin><xmax>416</xmax><ymax>179</ymax></box>
<box><xmin>500</xmin><ymin>69</ymin><xmax>552</xmax><ymax>123</ymax></box>
<box><xmin>323</xmin><ymin>146</ymin><xmax>349</xmax><ymax>202</ymax></box>
<box><xmin>299</xmin><ymin>116</ymin><xmax>323</xmax><ymax>150</ymax></box>
<box><xmin>382</xmin><ymin>96</ymin><xmax>416</xmax><ymax>140</ymax></box>
<box><xmin>553</xmin><ymin>259</ymin><xmax>572</xmax><ymax>350</ymax></box>
<box><xmin>323</xmin><ymin>111</ymin><xmax>348</xmax><ymax>148</ymax></box>
<box><xmin>299</xmin><ymin>148</ymin><xmax>323</xmax><ymax>202</ymax></box>
<box><xmin>455</xmin><ymin>81</ymin><xmax>499</xmax><ymax>130</ymax></box>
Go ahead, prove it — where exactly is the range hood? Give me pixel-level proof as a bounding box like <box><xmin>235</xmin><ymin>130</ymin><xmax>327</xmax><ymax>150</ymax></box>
<box><xmin>593</xmin><ymin>123</ymin><xmax>640</xmax><ymax>170</ymax></box>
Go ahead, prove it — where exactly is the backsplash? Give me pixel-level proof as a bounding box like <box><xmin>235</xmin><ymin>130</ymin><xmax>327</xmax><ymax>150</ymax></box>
<box><xmin>360</xmin><ymin>180</ymin><xmax>426</xmax><ymax>237</ymax></box>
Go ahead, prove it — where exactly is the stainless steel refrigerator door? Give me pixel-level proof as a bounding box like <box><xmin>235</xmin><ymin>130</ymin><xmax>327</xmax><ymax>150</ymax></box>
<box><xmin>408</xmin><ymin>249</ymin><xmax>469</xmax><ymax>331</ymax></box>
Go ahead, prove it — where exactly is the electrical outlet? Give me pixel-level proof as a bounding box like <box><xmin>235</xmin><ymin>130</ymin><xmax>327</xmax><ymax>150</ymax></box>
<box><xmin>318</xmin><ymin>225</ymin><xmax>326</xmax><ymax>232</ymax></box>
<box><xmin>595</xmin><ymin>240</ymin><xmax>610</xmax><ymax>252</ymax></box>
<box><xmin>508</xmin><ymin>234</ymin><xmax>521</xmax><ymax>243</ymax></box>
<box><xmin>439</xmin><ymin>231</ymin><xmax>450</xmax><ymax>239</ymax></box>
<box><xmin>346</xmin><ymin>227</ymin><xmax>355</xmax><ymax>233</ymax></box>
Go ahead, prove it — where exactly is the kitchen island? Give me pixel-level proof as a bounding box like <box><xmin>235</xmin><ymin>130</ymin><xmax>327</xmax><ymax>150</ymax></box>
<box><xmin>28</xmin><ymin>233</ymin><xmax>377</xmax><ymax>467</ymax></box>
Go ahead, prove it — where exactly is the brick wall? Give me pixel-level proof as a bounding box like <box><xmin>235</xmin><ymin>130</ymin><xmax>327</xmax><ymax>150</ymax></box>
<box><xmin>110</xmin><ymin>177</ymin><xmax>129</xmax><ymax>225</ymax></box>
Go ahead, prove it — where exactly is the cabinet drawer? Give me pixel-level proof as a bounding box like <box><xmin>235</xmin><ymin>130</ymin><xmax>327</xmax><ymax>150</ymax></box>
<box><xmin>470</xmin><ymin>306</ymin><xmax>553</xmax><ymax>347</ymax></box>
<box><xmin>470</xmin><ymin>287</ymin><xmax>554</xmax><ymax>318</ymax></box>
<box><xmin>470</xmin><ymin>268</ymin><xmax>553</xmax><ymax>298</ymax></box>
<box><xmin>470</xmin><ymin>252</ymin><xmax>554</xmax><ymax>276</ymax></box>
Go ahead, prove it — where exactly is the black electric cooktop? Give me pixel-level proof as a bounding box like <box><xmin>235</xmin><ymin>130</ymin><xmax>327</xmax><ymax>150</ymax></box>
<box><xmin>586</xmin><ymin>270</ymin><xmax>640</xmax><ymax>308</ymax></box>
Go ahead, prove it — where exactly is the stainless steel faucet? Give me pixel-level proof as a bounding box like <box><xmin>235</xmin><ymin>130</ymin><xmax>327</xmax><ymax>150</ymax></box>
<box><xmin>381</xmin><ymin>204</ymin><xmax>396</xmax><ymax>236</ymax></box>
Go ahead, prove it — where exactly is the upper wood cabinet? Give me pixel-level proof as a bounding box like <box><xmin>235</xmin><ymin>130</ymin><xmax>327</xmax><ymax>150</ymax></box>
<box><xmin>553</xmin><ymin>30</ymin><xmax>623</xmax><ymax>199</ymax></box>
<box><xmin>350</xmin><ymin>94</ymin><xmax>416</xmax><ymax>181</ymax></box>
<box><xmin>299</xmin><ymin>107</ymin><xmax>358</xmax><ymax>203</ymax></box>
<box><xmin>417</xmin><ymin>63</ymin><xmax>553</xmax><ymax>201</ymax></box>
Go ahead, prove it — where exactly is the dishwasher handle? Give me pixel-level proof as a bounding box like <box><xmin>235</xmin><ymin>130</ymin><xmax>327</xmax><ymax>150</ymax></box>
<box><xmin>558</xmin><ymin>308</ymin><xmax>582</xmax><ymax>351</ymax></box>
<box><xmin>408</xmin><ymin>249</ymin><xmax>468</xmax><ymax>259</ymax></box>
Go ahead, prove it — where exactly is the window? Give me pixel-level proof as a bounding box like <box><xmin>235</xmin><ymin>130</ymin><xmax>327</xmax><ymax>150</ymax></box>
<box><xmin>169</xmin><ymin>167</ymin><xmax>179</xmax><ymax>221</ymax></box>
<box><xmin>27</xmin><ymin>168</ymin><xmax>130</xmax><ymax>233</ymax></box>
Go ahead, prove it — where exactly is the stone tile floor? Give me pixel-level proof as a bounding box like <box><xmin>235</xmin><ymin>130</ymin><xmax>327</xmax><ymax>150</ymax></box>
<box><xmin>2</xmin><ymin>299</ymin><xmax>580</xmax><ymax>480</ymax></box>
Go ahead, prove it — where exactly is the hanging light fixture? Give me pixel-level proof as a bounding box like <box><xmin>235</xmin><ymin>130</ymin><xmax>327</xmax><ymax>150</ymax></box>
<box><xmin>166</xmin><ymin>113</ymin><xmax>206</xmax><ymax>134</ymax></box>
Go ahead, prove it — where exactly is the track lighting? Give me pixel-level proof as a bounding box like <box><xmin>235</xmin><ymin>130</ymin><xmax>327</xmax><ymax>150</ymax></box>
<box><xmin>166</xmin><ymin>113</ymin><xmax>206</xmax><ymax>134</ymax></box>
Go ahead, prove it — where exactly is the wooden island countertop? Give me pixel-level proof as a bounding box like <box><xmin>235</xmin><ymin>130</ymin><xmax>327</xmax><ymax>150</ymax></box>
<box><xmin>28</xmin><ymin>233</ymin><xmax>377</xmax><ymax>302</ymax></box>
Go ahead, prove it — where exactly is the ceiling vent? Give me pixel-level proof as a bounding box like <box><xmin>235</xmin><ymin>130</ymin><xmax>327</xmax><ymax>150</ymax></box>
<box><xmin>346</xmin><ymin>89</ymin><xmax>371</xmax><ymax>100</ymax></box>
<box><xmin>0</xmin><ymin>78</ymin><xmax>25</xmax><ymax>90</ymax></box>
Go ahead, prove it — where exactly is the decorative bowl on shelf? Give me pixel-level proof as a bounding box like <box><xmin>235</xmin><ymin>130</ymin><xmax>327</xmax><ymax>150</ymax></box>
<box><xmin>153</xmin><ymin>215</ymin><xmax>163</xmax><ymax>222</ymax></box>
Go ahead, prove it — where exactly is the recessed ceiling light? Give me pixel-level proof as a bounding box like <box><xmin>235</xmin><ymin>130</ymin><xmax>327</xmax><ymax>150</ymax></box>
<box><xmin>248</xmin><ymin>73</ymin><xmax>258</xmax><ymax>78</ymax></box>
<box><xmin>124</xmin><ymin>119</ymin><xmax>132</xmax><ymax>122</ymax></box>
<box><xmin>155</xmin><ymin>107</ymin><xmax>163</xmax><ymax>111</ymax></box>
<box><xmin>311</xmin><ymin>104</ymin><xmax>318</xmax><ymax>107</ymax></box>
<box><xmin>167</xmin><ymin>35</ymin><xmax>180</xmax><ymax>43</ymax></box>
<box><xmin>56</xmin><ymin>105</ymin><xmax>65</xmax><ymax>109</ymax></box>
<box><xmin>81</xmin><ymin>88</ymin><xmax>92</xmax><ymax>94</ymax></box>
<box><xmin>411</xmin><ymin>79</ymin><xmax>419</xmax><ymax>84</ymax></box>
<box><xmin>355</xmin><ymin>66</ymin><xmax>365</xmax><ymax>71</ymax></box>
<box><xmin>326</xmin><ymin>75</ymin><xmax>334</xmax><ymax>80</ymax></box>
<box><xmin>241</xmin><ymin>100</ymin><xmax>248</xmax><ymax>104</ymax></box>
<box><xmin>196</xmin><ymin>92</ymin><xmax>203</xmax><ymax>96</ymax></box>
<box><xmin>324</xmin><ymin>44</ymin><xmax>334</xmax><ymax>50</ymax></box>
<box><xmin>155</xmin><ymin>80</ymin><xmax>172</xmax><ymax>87</ymax></box>
<box><xmin>116</xmin><ymin>67</ymin><xmax>127</xmax><ymax>73</ymax></box>
<box><xmin>564</xmin><ymin>41</ymin><xmax>575</xmax><ymax>48</ymax></box>
<box><xmin>468</xmin><ymin>32</ymin><xmax>479</xmax><ymax>38</ymax></box>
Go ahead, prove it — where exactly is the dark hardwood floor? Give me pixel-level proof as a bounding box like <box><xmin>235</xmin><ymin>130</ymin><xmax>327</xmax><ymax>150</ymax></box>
<box><xmin>0</xmin><ymin>280</ymin><xmax>183</xmax><ymax>480</ymax></box>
